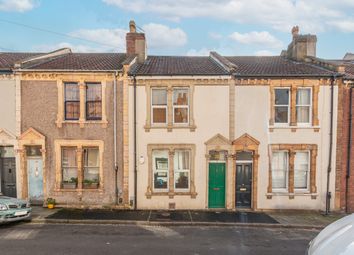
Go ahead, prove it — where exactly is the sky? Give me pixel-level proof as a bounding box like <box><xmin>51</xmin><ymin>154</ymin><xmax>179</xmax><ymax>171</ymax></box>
<box><xmin>0</xmin><ymin>0</ymin><xmax>353</xmax><ymax>59</ymax></box>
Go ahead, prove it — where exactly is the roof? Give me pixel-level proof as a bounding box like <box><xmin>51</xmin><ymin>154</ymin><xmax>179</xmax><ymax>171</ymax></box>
<box><xmin>23</xmin><ymin>53</ymin><xmax>128</xmax><ymax>71</ymax></box>
<box><xmin>0</xmin><ymin>52</ymin><xmax>43</xmax><ymax>70</ymax></box>
<box><xmin>321</xmin><ymin>59</ymin><xmax>354</xmax><ymax>80</ymax></box>
<box><xmin>131</xmin><ymin>56</ymin><xmax>229</xmax><ymax>76</ymax></box>
<box><xmin>224</xmin><ymin>56</ymin><xmax>335</xmax><ymax>77</ymax></box>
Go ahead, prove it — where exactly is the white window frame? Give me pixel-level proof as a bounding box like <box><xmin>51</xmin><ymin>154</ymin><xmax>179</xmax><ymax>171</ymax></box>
<box><xmin>271</xmin><ymin>150</ymin><xmax>289</xmax><ymax>192</ymax></box>
<box><xmin>151</xmin><ymin>88</ymin><xmax>168</xmax><ymax>125</ymax></box>
<box><xmin>294</xmin><ymin>150</ymin><xmax>310</xmax><ymax>191</ymax></box>
<box><xmin>274</xmin><ymin>87</ymin><xmax>290</xmax><ymax>126</ymax></box>
<box><xmin>174</xmin><ymin>150</ymin><xmax>191</xmax><ymax>192</ymax></box>
<box><xmin>172</xmin><ymin>88</ymin><xmax>189</xmax><ymax>125</ymax></box>
<box><xmin>296</xmin><ymin>88</ymin><xmax>312</xmax><ymax>126</ymax></box>
<box><xmin>152</xmin><ymin>150</ymin><xmax>169</xmax><ymax>192</ymax></box>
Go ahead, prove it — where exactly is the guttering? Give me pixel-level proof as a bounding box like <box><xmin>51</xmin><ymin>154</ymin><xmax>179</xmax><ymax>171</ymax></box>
<box><xmin>17</xmin><ymin>69</ymin><xmax>121</xmax><ymax>73</ymax></box>
<box><xmin>133</xmin><ymin>75</ymin><xmax>137</xmax><ymax>210</ymax></box>
<box><xmin>114</xmin><ymin>71</ymin><xmax>119</xmax><ymax>205</ymax></box>
<box><xmin>346</xmin><ymin>85</ymin><xmax>353</xmax><ymax>213</ymax></box>
<box><xmin>232</xmin><ymin>73</ymin><xmax>337</xmax><ymax>78</ymax></box>
<box><xmin>325</xmin><ymin>74</ymin><xmax>337</xmax><ymax>215</ymax></box>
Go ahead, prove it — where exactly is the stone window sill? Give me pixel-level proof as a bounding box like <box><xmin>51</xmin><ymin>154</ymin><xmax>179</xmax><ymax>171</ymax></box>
<box><xmin>266</xmin><ymin>192</ymin><xmax>317</xmax><ymax>199</ymax></box>
<box><xmin>56</xmin><ymin>120</ymin><xmax>108</xmax><ymax>128</ymax></box>
<box><xmin>144</xmin><ymin>124</ymin><xmax>196</xmax><ymax>132</ymax></box>
<box><xmin>269</xmin><ymin>125</ymin><xmax>320</xmax><ymax>132</ymax></box>
<box><xmin>146</xmin><ymin>191</ymin><xmax>197</xmax><ymax>199</ymax></box>
<box><xmin>54</xmin><ymin>188</ymin><xmax>104</xmax><ymax>193</ymax></box>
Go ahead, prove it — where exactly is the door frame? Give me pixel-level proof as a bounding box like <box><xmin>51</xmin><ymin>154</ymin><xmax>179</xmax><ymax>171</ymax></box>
<box><xmin>18</xmin><ymin>128</ymin><xmax>46</xmax><ymax>201</ymax></box>
<box><xmin>235</xmin><ymin>160</ymin><xmax>253</xmax><ymax>209</ymax></box>
<box><xmin>207</xmin><ymin>161</ymin><xmax>227</xmax><ymax>209</ymax></box>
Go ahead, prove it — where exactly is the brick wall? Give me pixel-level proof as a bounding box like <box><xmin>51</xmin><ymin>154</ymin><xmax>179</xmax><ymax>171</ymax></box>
<box><xmin>337</xmin><ymin>85</ymin><xmax>354</xmax><ymax>212</ymax></box>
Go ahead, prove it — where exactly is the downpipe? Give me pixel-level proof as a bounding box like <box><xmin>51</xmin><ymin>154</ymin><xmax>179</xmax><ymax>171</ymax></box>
<box><xmin>133</xmin><ymin>75</ymin><xmax>137</xmax><ymax>210</ymax></box>
<box><xmin>114</xmin><ymin>71</ymin><xmax>119</xmax><ymax>205</ymax></box>
<box><xmin>325</xmin><ymin>75</ymin><xmax>336</xmax><ymax>215</ymax></box>
<box><xmin>346</xmin><ymin>86</ymin><xmax>353</xmax><ymax>213</ymax></box>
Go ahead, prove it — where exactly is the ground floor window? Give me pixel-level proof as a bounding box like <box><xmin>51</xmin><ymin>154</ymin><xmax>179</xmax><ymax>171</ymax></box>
<box><xmin>147</xmin><ymin>144</ymin><xmax>196</xmax><ymax>197</ymax></box>
<box><xmin>55</xmin><ymin>140</ymin><xmax>103</xmax><ymax>190</ymax></box>
<box><xmin>269</xmin><ymin>144</ymin><xmax>317</xmax><ymax>195</ymax></box>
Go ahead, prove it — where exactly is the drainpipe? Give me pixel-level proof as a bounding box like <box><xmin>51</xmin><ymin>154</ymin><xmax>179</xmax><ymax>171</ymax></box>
<box><xmin>133</xmin><ymin>75</ymin><xmax>137</xmax><ymax>210</ymax></box>
<box><xmin>325</xmin><ymin>75</ymin><xmax>336</xmax><ymax>215</ymax></box>
<box><xmin>346</xmin><ymin>86</ymin><xmax>353</xmax><ymax>213</ymax></box>
<box><xmin>114</xmin><ymin>71</ymin><xmax>119</xmax><ymax>205</ymax></box>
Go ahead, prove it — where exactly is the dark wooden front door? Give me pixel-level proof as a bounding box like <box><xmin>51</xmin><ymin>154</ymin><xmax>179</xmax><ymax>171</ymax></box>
<box><xmin>208</xmin><ymin>163</ymin><xmax>226</xmax><ymax>208</ymax></box>
<box><xmin>0</xmin><ymin>157</ymin><xmax>17</xmax><ymax>197</ymax></box>
<box><xmin>236</xmin><ymin>163</ymin><xmax>252</xmax><ymax>208</ymax></box>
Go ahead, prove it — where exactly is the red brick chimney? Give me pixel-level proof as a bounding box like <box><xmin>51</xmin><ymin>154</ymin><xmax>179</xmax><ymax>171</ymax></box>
<box><xmin>126</xmin><ymin>20</ymin><xmax>146</xmax><ymax>63</ymax></box>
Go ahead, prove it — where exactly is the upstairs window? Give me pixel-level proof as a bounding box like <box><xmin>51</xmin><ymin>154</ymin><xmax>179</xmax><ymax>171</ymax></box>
<box><xmin>64</xmin><ymin>83</ymin><xmax>80</xmax><ymax>120</ymax></box>
<box><xmin>151</xmin><ymin>89</ymin><xmax>167</xmax><ymax>124</ymax></box>
<box><xmin>274</xmin><ymin>88</ymin><xmax>290</xmax><ymax>124</ymax></box>
<box><xmin>296</xmin><ymin>88</ymin><xmax>312</xmax><ymax>124</ymax></box>
<box><xmin>173</xmin><ymin>88</ymin><xmax>189</xmax><ymax>124</ymax></box>
<box><xmin>86</xmin><ymin>83</ymin><xmax>102</xmax><ymax>120</ymax></box>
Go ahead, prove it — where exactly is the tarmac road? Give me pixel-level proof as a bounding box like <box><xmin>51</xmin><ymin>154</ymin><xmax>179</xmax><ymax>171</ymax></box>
<box><xmin>0</xmin><ymin>223</ymin><xmax>318</xmax><ymax>255</ymax></box>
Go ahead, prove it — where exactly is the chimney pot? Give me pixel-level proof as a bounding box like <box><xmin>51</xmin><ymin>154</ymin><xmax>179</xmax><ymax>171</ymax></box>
<box><xmin>129</xmin><ymin>20</ymin><xmax>136</xmax><ymax>33</ymax></box>
<box><xmin>291</xmin><ymin>26</ymin><xmax>299</xmax><ymax>37</ymax></box>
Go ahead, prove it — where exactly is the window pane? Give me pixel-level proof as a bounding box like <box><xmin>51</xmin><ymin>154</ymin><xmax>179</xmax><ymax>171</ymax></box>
<box><xmin>153</xmin><ymin>108</ymin><xmax>166</xmax><ymax>123</ymax></box>
<box><xmin>297</xmin><ymin>106</ymin><xmax>310</xmax><ymax>123</ymax></box>
<box><xmin>61</xmin><ymin>148</ymin><xmax>77</xmax><ymax>183</ymax></box>
<box><xmin>153</xmin><ymin>150</ymin><xmax>168</xmax><ymax>190</ymax></box>
<box><xmin>65</xmin><ymin>102</ymin><xmax>80</xmax><ymax>120</ymax></box>
<box><xmin>152</xmin><ymin>89</ymin><xmax>167</xmax><ymax>105</ymax></box>
<box><xmin>86</xmin><ymin>83</ymin><xmax>102</xmax><ymax>101</ymax></box>
<box><xmin>295</xmin><ymin>152</ymin><xmax>309</xmax><ymax>189</ymax></box>
<box><xmin>275</xmin><ymin>89</ymin><xmax>289</xmax><ymax>105</ymax></box>
<box><xmin>174</xmin><ymin>150</ymin><xmax>190</xmax><ymax>170</ymax></box>
<box><xmin>173</xmin><ymin>89</ymin><xmax>189</xmax><ymax>105</ymax></box>
<box><xmin>174</xmin><ymin>108</ymin><xmax>188</xmax><ymax>123</ymax></box>
<box><xmin>175</xmin><ymin>172</ymin><xmax>189</xmax><ymax>189</ymax></box>
<box><xmin>65</xmin><ymin>83</ymin><xmax>79</xmax><ymax>100</ymax></box>
<box><xmin>83</xmin><ymin>148</ymin><xmax>99</xmax><ymax>184</ymax></box>
<box><xmin>0</xmin><ymin>146</ymin><xmax>15</xmax><ymax>158</ymax></box>
<box><xmin>86</xmin><ymin>101</ymin><xmax>102</xmax><ymax>120</ymax></box>
<box><xmin>83</xmin><ymin>148</ymin><xmax>99</xmax><ymax>167</ymax></box>
<box><xmin>275</xmin><ymin>106</ymin><xmax>289</xmax><ymax>123</ymax></box>
<box><xmin>272</xmin><ymin>151</ymin><xmax>288</xmax><ymax>189</ymax></box>
<box><xmin>296</xmin><ymin>89</ymin><xmax>311</xmax><ymax>105</ymax></box>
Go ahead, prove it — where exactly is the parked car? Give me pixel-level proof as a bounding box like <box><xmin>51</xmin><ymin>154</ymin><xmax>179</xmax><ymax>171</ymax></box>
<box><xmin>0</xmin><ymin>193</ymin><xmax>32</xmax><ymax>223</ymax></box>
<box><xmin>307</xmin><ymin>213</ymin><xmax>354</xmax><ymax>255</ymax></box>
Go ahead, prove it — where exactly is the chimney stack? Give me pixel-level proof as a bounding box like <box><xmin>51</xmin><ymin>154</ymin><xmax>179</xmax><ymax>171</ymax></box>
<box><xmin>287</xmin><ymin>26</ymin><xmax>317</xmax><ymax>61</ymax></box>
<box><xmin>126</xmin><ymin>20</ymin><xmax>146</xmax><ymax>63</ymax></box>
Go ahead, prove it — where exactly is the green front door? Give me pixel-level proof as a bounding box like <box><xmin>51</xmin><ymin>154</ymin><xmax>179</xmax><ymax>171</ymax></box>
<box><xmin>208</xmin><ymin>163</ymin><xmax>226</xmax><ymax>208</ymax></box>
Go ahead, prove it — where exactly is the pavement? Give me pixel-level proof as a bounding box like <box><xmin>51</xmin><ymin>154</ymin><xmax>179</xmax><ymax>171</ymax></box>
<box><xmin>29</xmin><ymin>206</ymin><xmax>346</xmax><ymax>229</ymax></box>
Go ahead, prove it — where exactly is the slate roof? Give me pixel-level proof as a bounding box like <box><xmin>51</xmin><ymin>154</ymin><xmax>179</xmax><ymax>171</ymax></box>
<box><xmin>24</xmin><ymin>53</ymin><xmax>128</xmax><ymax>71</ymax></box>
<box><xmin>324</xmin><ymin>59</ymin><xmax>354</xmax><ymax>80</ymax></box>
<box><xmin>131</xmin><ymin>56</ymin><xmax>229</xmax><ymax>76</ymax></box>
<box><xmin>0</xmin><ymin>52</ymin><xmax>42</xmax><ymax>70</ymax></box>
<box><xmin>224</xmin><ymin>56</ymin><xmax>335</xmax><ymax>77</ymax></box>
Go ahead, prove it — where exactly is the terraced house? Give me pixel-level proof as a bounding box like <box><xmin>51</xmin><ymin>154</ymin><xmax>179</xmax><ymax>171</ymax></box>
<box><xmin>129</xmin><ymin>26</ymin><xmax>340</xmax><ymax>211</ymax></box>
<box><xmin>0</xmin><ymin>48</ymin><xmax>135</xmax><ymax>208</ymax></box>
<box><xmin>0</xmin><ymin>22</ymin><xmax>346</xmax><ymax>213</ymax></box>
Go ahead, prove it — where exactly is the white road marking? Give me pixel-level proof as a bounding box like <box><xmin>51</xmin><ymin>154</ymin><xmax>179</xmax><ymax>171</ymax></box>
<box><xmin>2</xmin><ymin>229</ymin><xmax>38</xmax><ymax>240</ymax></box>
<box><xmin>139</xmin><ymin>225</ymin><xmax>183</xmax><ymax>238</ymax></box>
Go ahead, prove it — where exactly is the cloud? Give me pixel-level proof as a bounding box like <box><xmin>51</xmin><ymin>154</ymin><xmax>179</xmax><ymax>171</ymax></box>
<box><xmin>0</xmin><ymin>0</ymin><xmax>36</xmax><ymax>12</ymax></box>
<box><xmin>229</xmin><ymin>31</ymin><xmax>283</xmax><ymax>49</ymax></box>
<box><xmin>102</xmin><ymin>0</ymin><xmax>354</xmax><ymax>33</ymax></box>
<box><xmin>254</xmin><ymin>50</ymin><xmax>276</xmax><ymax>56</ymax></box>
<box><xmin>186</xmin><ymin>47</ymin><xmax>211</xmax><ymax>56</ymax></box>
<box><xmin>209</xmin><ymin>32</ymin><xmax>223</xmax><ymax>40</ymax></box>
<box><xmin>142</xmin><ymin>23</ymin><xmax>187</xmax><ymax>49</ymax></box>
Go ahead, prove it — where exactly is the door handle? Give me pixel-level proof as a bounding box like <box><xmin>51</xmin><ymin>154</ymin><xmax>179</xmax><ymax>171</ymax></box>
<box><xmin>213</xmin><ymin>188</ymin><xmax>220</xmax><ymax>191</ymax></box>
<box><xmin>240</xmin><ymin>188</ymin><xmax>247</xmax><ymax>191</ymax></box>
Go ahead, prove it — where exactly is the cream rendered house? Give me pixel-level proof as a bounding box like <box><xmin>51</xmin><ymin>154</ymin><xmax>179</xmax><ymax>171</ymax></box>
<box><xmin>129</xmin><ymin>26</ymin><xmax>340</xmax><ymax>211</ymax></box>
